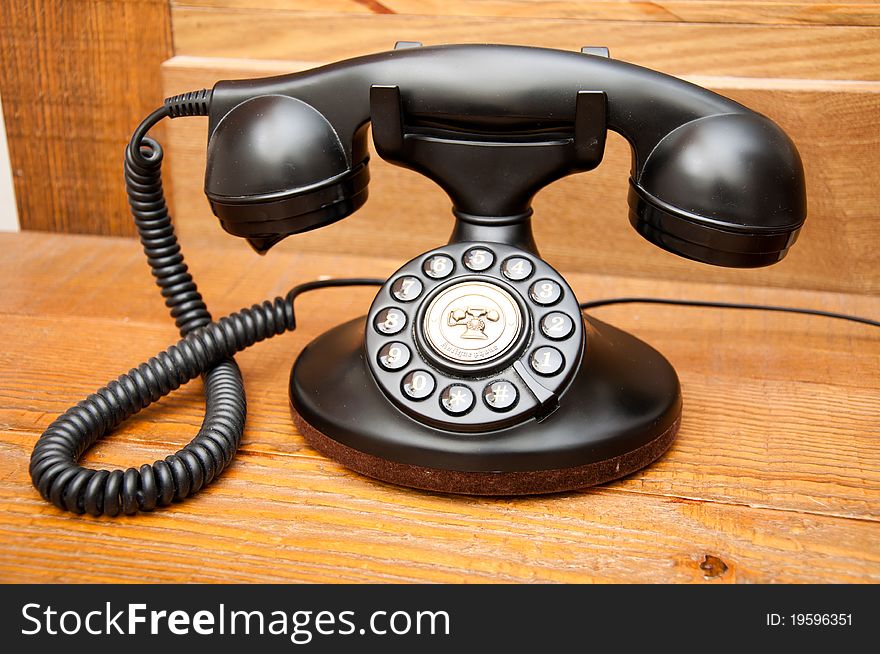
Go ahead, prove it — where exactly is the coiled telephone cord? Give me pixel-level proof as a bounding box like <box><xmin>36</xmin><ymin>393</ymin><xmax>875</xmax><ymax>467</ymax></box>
<box><xmin>28</xmin><ymin>95</ymin><xmax>382</xmax><ymax>516</ymax></box>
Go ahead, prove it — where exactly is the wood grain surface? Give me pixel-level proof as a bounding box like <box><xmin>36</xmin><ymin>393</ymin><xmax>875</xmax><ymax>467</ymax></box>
<box><xmin>1</xmin><ymin>231</ymin><xmax>878</xmax><ymax>583</ymax></box>
<box><xmin>0</xmin><ymin>0</ymin><xmax>172</xmax><ymax>236</ymax></box>
<box><xmin>172</xmin><ymin>0</ymin><xmax>880</xmax><ymax>26</ymax></box>
<box><xmin>170</xmin><ymin>7</ymin><xmax>880</xmax><ymax>79</ymax></box>
<box><xmin>161</xmin><ymin>56</ymin><xmax>880</xmax><ymax>295</ymax></box>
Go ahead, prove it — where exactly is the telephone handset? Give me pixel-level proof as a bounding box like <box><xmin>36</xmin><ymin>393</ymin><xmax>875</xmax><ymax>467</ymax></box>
<box><xmin>30</xmin><ymin>44</ymin><xmax>807</xmax><ymax>513</ymax></box>
<box><xmin>204</xmin><ymin>44</ymin><xmax>805</xmax><ymax>265</ymax></box>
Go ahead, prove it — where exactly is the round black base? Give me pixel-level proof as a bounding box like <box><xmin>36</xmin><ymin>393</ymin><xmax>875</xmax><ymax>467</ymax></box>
<box><xmin>289</xmin><ymin>315</ymin><xmax>682</xmax><ymax>495</ymax></box>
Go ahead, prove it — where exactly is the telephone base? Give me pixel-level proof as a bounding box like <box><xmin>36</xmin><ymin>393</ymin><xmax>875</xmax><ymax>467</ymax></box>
<box><xmin>289</xmin><ymin>316</ymin><xmax>682</xmax><ymax>495</ymax></box>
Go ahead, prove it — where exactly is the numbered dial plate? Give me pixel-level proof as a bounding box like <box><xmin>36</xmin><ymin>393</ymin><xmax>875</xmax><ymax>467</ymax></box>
<box><xmin>365</xmin><ymin>242</ymin><xmax>585</xmax><ymax>432</ymax></box>
<box><xmin>423</xmin><ymin>281</ymin><xmax>522</xmax><ymax>366</ymax></box>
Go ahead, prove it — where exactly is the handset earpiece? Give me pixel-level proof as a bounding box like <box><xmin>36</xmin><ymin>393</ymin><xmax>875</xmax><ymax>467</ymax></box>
<box><xmin>204</xmin><ymin>95</ymin><xmax>369</xmax><ymax>253</ymax></box>
<box><xmin>629</xmin><ymin>112</ymin><xmax>807</xmax><ymax>267</ymax></box>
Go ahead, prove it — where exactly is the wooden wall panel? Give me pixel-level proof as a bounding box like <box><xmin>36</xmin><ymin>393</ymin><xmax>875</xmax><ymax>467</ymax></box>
<box><xmin>170</xmin><ymin>8</ymin><xmax>880</xmax><ymax>79</ymax></box>
<box><xmin>0</xmin><ymin>1</ymin><xmax>172</xmax><ymax>237</ymax></box>
<box><xmin>172</xmin><ymin>1</ymin><xmax>880</xmax><ymax>27</ymax></box>
<box><xmin>162</xmin><ymin>57</ymin><xmax>880</xmax><ymax>294</ymax></box>
<box><xmin>4</xmin><ymin>1</ymin><xmax>875</xmax><ymax>292</ymax></box>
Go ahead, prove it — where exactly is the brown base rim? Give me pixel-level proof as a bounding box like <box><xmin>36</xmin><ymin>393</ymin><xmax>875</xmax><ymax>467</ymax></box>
<box><xmin>292</xmin><ymin>412</ymin><xmax>681</xmax><ymax>496</ymax></box>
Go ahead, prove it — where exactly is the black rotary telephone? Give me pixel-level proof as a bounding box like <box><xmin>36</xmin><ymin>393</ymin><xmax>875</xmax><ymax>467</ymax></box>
<box><xmin>30</xmin><ymin>44</ymin><xmax>807</xmax><ymax>514</ymax></box>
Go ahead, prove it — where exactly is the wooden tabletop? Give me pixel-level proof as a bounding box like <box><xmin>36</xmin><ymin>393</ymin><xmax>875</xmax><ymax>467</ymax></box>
<box><xmin>1</xmin><ymin>231</ymin><xmax>878</xmax><ymax>583</ymax></box>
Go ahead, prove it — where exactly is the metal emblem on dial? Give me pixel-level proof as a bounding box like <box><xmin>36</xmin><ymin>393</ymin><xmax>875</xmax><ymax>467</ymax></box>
<box><xmin>423</xmin><ymin>281</ymin><xmax>522</xmax><ymax>365</ymax></box>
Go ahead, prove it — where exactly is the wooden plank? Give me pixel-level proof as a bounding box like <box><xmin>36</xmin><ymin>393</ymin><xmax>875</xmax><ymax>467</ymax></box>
<box><xmin>160</xmin><ymin>57</ymin><xmax>880</xmax><ymax>295</ymax></box>
<box><xmin>2</xmin><ymin>433</ymin><xmax>879</xmax><ymax>583</ymax></box>
<box><xmin>0</xmin><ymin>1</ymin><xmax>172</xmax><ymax>237</ymax></box>
<box><xmin>171</xmin><ymin>0</ymin><xmax>880</xmax><ymax>28</ymax></box>
<box><xmin>170</xmin><ymin>8</ymin><xmax>880</xmax><ymax>79</ymax></box>
<box><xmin>1</xmin><ymin>231</ymin><xmax>878</xmax><ymax>583</ymax></box>
<box><xmin>1</xmin><ymin>232</ymin><xmax>878</xmax><ymax>525</ymax></box>
<box><xmin>2</xmin><ymin>232</ymin><xmax>879</xmax><ymax>385</ymax></box>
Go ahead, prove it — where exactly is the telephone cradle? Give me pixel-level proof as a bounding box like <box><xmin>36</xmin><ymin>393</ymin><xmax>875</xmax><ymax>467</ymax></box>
<box><xmin>29</xmin><ymin>44</ymin><xmax>807</xmax><ymax>514</ymax></box>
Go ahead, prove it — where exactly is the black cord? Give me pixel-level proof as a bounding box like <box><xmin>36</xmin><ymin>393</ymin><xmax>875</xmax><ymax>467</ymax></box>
<box><xmin>29</xmin><ymin>96</ymin><xmax>383</xmax><ymax>516</ymax></box>
<box><xmin>287</xmin><ymin>278</ymin><xmax>385</xmax><ymax>302</ymax></box>
<box><xmin>579</xmin><ymin>297</ymin><xmax>880</xmax><ymax>328</ymax></box>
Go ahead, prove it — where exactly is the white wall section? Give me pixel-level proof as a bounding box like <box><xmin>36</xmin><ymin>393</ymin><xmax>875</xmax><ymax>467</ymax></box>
<box><xmin>0</xmin><ymin>91</ymin><xmax>20</xmax><ymax>232</ymax></box>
